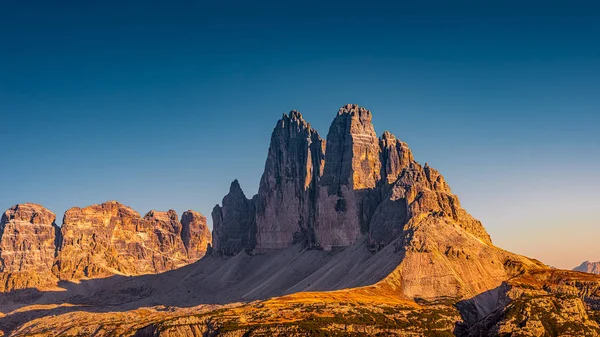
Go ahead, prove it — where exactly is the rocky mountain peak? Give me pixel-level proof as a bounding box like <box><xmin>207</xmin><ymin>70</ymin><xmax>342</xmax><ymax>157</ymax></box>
<box><xmin>314</xmin><ymin>104</ymin><xmax>381</xmax><ymax>250</ymax></box>
<box><xmin>337</xmin><ymin>103</ymin><xmax>372</xmax><ymax>120</ymax></box>
<box><xmin>286</xmin><ymin>109</ymin><xmax>304</xmax><ymax>122</ymax></box>
<box><xmin>1</xmin><ymin>202</ymin><xmax>56</xmax><ymax>225</ymax></box>
<box><xmin>253</xmin><ymin>110</ymin><xmax>325</xmax><ymax>252</ymax></box>
<box><xmin>322</xmin><ymin>104</ymin><xmax>380</xmax><ymax>191</ymax></box>
<box><xmin>0</xmin><ymin>203</ymin><xmax>59</xmax><ymax>274</ymax></box>
<box><xmin>181</xmin><ymin>210</ymin><xmax>211</xmax><ymax>259</ymax></box>
<box><xmin>212</xmin><ymin>180</ymin><xmax>256</xmax><ymax>256</ymax></box>
<box><xmin>228</xmin><ymin>179</ymin><xmax>245</xmax><ymax>195</ymax></box>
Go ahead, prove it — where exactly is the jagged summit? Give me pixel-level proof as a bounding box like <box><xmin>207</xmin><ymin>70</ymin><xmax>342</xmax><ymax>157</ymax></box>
<box><xmin>228</xmin><ymin>178</ymin><xmax>244</xmax><ymax>194</ymax></box>
<box><xmin>285</xmin><ymin>109</ymin><xmax>304</xmax><ymax>121</ymax></box>
<box><xmin>144</xmin><ymin>209</ymin><xmax>179</xmax><ymax>222</ymax></box>
<box><xmin>212</xmin><ymin>180</ymin><xmax>256</xmax><ymax>256</ymax></box>
<box><xmin>337</xmin><ymin>103</ymin><xmax>372</xmax><ymax>118</ymax></box>
<box><xmin>251</xmin><ymin>110</ymin><xmax>325</xmax><ymax>252</ymax></box>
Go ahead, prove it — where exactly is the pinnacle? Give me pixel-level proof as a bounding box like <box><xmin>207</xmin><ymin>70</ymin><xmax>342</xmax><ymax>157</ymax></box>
<box><xmin>229</xmin><ymin>179</ymin><xmax>243</xmax><ymax>194</ymax></box>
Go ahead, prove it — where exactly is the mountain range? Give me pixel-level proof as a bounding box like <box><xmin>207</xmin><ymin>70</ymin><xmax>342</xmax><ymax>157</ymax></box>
<box><xmin>1</xmin><ymin>104</ymin><xmax>599</xmax><ymax>336</ymax></box>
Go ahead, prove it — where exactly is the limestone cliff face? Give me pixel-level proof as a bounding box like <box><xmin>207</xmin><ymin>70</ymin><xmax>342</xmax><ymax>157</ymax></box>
<box><xmin>0</xmin><ymin>203</ymin><xmax>59</xmax><ymax>273</ymax></box>
<box><xmin>315</xmin><ymin>104</ymin><xmax>381</xmax><ymax>250</ymax></box>
<box><xmin>54</xmin><ymin>201</ymin><xmax>208</xmax><ymax>280</ymax></box>
<box><xmin>181</xmin><ymin>210</ymin><xmax>211</xmax><ymax>260</ymax></box>
<box><xmin>212</xmin><ymin>180</ymin><xmax>256</xmax><ymax>256</ymax></box>
<box><xmin>0</xmin><ymin>201</ymin><xmax>210</xmax><ymax>289</ymax></box>
<box><xmin>54</xmin><ymin>201</ymin><xmax>149</xmax><ymax>279</ymax></box>
<box><xmin>379</xmin><ymin>130</ymin><xmax>414</xmax><ymax>186</ymax></box>
<box><xmin>142</xmin><ymin>210</ymin><xmax>189</xmax><ymax>271</ymax></box>
<box><xmin>254</xmin><ymin>111</ymin><xmax>325</xmax><ymax>252</ymax></box>
<box><xmin>0</xmin><ymin>203</ymin><xmax>60</xmax><ymax>291</ymax></box>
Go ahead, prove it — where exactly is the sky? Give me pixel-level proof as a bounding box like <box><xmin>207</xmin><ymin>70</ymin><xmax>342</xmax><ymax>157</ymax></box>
<box><xmin>1</xmin><ymin>0</ymin><xmax>598</xmax><ymax>269</ymax></box>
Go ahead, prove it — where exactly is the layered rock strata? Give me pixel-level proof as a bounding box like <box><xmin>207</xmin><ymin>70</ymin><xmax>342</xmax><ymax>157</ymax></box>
<box><xmin>0</xmin><ymin>203</ymin><xmax>59</xmax><ymax>273</ymax></box>
<box><xmin>314</xmin><ymin>104</ymin><xmax>382</xmax><ymax>250</ymax></box>
<box><xmin>0</xmin><ymin>203</ymin><xmax>60</xmax><ymax>291</ymax></box>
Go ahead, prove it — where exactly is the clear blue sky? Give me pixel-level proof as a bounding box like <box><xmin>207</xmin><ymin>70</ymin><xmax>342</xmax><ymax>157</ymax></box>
<box><xmin>1</xmin><ymin>1</ymin><xmax>598</xmax><ymax>269</ymax></box>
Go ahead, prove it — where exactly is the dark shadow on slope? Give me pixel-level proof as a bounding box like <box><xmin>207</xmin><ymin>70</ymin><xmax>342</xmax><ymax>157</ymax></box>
<box><xmin>0</xmin><ymin>237</ymin><xmax>407</xmax><ymax>335</ymax></box>
<box><xmin>453</xmin><ymin>283</ymin><xmax>511</xmax><ymax>337</ymax></box>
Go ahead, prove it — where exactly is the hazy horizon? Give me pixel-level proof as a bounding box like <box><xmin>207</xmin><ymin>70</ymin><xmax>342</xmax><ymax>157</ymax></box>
<box><xmin>1</xmin><ymin>1</ymin><xmax>598</xmax><ymax>270</ymax></box>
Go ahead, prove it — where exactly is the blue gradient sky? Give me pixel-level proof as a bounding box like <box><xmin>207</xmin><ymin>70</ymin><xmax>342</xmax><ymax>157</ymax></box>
<box><xmin>1</xmin><ymin>1</ymin><xmax>598</xmax><ymax>269</ymax></box>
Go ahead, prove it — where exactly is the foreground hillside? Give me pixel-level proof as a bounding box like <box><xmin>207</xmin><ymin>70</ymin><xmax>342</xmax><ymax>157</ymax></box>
<box><xmin>4</xmin><ymin>264</ymin><xmax>600</xmax><ymax>336</ymax></box>
<box><xmin>1</xmin><ymin>105</ymin><xmax>598</xmax><ymax>336</ymax></box>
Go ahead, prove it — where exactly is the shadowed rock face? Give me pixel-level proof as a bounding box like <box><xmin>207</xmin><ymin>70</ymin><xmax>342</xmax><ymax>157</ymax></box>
<box><xmin>211</xmin><ymin>180</ymin><xmax>256</xmax><ymax>256</ymax></box>
<box><xmin>379</xmin><ymin>130</ymin><xmax>414</xmax><ymax>187</ymax></box>
<box><xmin>0</xmin><ymin>203</ymin><xmax>59</xmax><ymax>273</ymax></box>
<box><xmin>254</xmin><ymin>111</ymin><xmax>325</xmax><ymax>252</ymax></box>
<box><xmin>181</xmin><ymin>210</ymin><xmax>211</xmax><ymax>259</ymax></box>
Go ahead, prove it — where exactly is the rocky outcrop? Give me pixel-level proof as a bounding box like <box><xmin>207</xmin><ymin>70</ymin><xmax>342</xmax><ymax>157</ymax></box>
<box><xmin>53</xmin><ymin>201</ymin><xmax>208</xmax><ymax>280</ymax></box>
<box><xmin>369</xmin><ymin>161</ymin><xmax>492</xmax><ymax>247</ymax></box>
<box><xmin>212</xmin><ymin>180</ymin><xmax>256</xmax><ymax>256</ymax></box>
<box><xmin>0</xmin><ymin>203</ymin><xmax>59</xmax><ymax>273</ymax></box>
<box><xmin>181</xmin><ymin>210</ymin><xmax>211</xmax><ymax>259</ymax></box>
<box><xmin>0</xmin><ymin>203</ymin><xmax>60</xmax><ymax>291</ymax></box>
<box><xmin>461</xmin><ymin>270</ymin><xmax>600</xmax><ymax>336</ymax></box>
<box><xmin>315</xmin><ymin>104</ymin><xmax>381</xmax><ymax>250</ymax></box>
<box><xmin>142</xmin><ymin>210</ymin><xmax>189</xmax><ymax>271</ymax></box>
<box><xmin>379</xmin><ymin>130</ymin><xmax>414</xmax><ymax>186</ymax></box>
<box><xmin>574</xmin><ymin>261</ymin><xmax>600</xmax><ymax>274</ymax></box>
<box><xmin>254</xmin><ymin>111</ymin><xmax>325</xmax><ymax>252</ymax></box>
